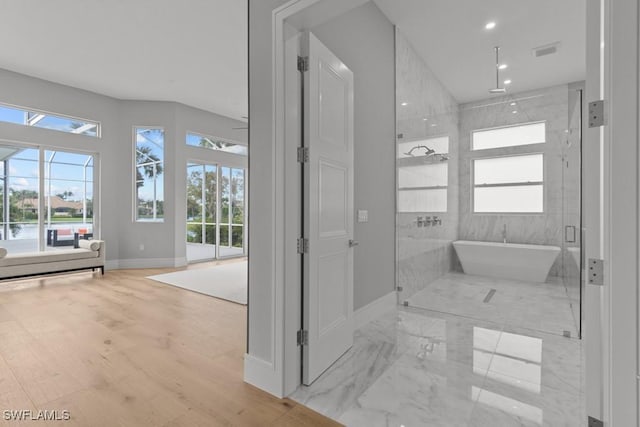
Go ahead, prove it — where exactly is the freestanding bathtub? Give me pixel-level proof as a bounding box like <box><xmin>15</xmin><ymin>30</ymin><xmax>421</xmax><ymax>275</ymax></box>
<box><xmin>453</xmin><ymin>240</ymin><xmax>561</xmax><ymax>283</ymax></box>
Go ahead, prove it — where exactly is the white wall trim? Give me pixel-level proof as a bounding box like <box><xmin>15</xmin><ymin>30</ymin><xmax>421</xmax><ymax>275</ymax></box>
<box><xmin>605</xmin><ymin>0</ymin><xmax>639</xmax><ymax>424</ymax></box>
<box><xmin>243</xmin><ymin>354</ymin><xmax>283</xmax><ymax>398</ymax></box>
<box><xmin>105</xmin><ymin>257</ymin><xmax>184</xmax><ymax>270</ymax></box>
<box><xmin>354</xmin><ymin>291</ymin><xmax>397</xmax><ymax>330</ymax></box>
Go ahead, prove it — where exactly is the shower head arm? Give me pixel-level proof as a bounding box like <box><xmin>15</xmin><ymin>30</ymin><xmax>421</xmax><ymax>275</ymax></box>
<box><xmin>404</xmin><ymin>145</ymin><xmax>435</xmax><ymax>157</ymax></box>
<box><xmin>495</xmin><ymin>46</ymin><xmax>500</xmax><ymax>89</ymax></box>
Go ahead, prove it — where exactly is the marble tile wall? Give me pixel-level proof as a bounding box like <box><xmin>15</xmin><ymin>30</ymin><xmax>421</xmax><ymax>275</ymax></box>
<box><xmin>457</xmin><ymin>84</ymin><xmax>581</xmax><ymax>278</ymax></box>
<box><xmin>396</xmin><ymin>28</ymin><xmax>583</xmax><ymax>302</ymax></box>
<box><xmin>395</xmin><ymin>29</ymin><xmax>460</xmax><ymax>302</ymax></box>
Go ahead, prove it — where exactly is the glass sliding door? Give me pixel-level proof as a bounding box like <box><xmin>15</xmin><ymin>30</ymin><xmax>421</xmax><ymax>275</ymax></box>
<box><xmin>219</xmin><ymin>167</ymin><xmax>245</xmax><ymax>257</ymax></box>
<box><xmin>231</xmin><ymin>168</ymin><xmax>245</xmax><ymax>251</ymax></box>
<box><xmin>186</xmin><ymin>162</ymin><xmax>217</xmax><ymax>262</ymax></box>
<box><xmin>44</xmin><ymin>150</ymin><xmax>94</xmax><ymax>251</ymax></box>
<box><xmin>186</xmin><ymin>162</ymin><xmax>245</xmax><ymax>262</ymax></box>
<box><xmin>0</xmin><ymin>143</ymin><xmax>97</xmax><ymax>254</ymax></box>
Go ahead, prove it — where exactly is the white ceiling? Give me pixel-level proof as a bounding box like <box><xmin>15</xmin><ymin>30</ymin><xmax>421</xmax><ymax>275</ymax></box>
<box><xmin>374</xmin><ymin>0</ymin><xmax>586</xmax><ymax>104</ymax></box>
<box><xmin>0</xmin><ymin>0</ymin><xmax>247</xmax><ymax>121</ymax></box>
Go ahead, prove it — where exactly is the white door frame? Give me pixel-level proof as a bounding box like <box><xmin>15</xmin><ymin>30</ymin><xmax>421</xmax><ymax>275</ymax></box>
<box><xmin>242</xmin><ymin>0</ymin><xmax>367</xmax><ymax>397</ymax></box>
<box><xmin>586</xmin><ymin>0</ymin><xmax>639</xmax><ymax>425</ymax></box>
<box><xmin>249</xmin><ymin>1</ymin><xmax>639</xmax><ymax>415</ymax></box>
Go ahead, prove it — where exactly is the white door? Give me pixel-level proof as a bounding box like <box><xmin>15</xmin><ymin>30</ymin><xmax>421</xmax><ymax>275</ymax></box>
<box><xmin>302</xmin><ymin>32</ymin><xmax>355</xmax><ymax>385</ymax></box>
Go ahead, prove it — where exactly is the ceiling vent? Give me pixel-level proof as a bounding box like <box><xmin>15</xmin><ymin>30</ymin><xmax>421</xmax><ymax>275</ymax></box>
<box><xmin>533</xmin><ymin>42</ymin><xmax>561</xmax><ymax>57</ymax></box>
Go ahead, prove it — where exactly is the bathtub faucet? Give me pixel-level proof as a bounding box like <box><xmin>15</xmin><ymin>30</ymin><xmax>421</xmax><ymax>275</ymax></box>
<box><xmin>502</xmin><ymin>224</ymin><xmax>507</xmax><ymax>244</ymax></box>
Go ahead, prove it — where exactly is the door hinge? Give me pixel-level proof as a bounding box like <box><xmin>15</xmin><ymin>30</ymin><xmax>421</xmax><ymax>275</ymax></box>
<box><xmin>297</xmin><ymin>329</ymin><xmax>308</xmax><ymax>346</ymax></box>
<box><xmin>297</xmin><ymin>146</ymin><xmax>309</xmax><ymax>163</ymax></box>
<box><xmin>588</xmin><ymin>100</ymin><xmax>605</xmax><ymax>128</ymax></box>
<box><xmin>588</xmin><ymin>258</ymin><xmax>604</xmax><ymax>286</ymax></box>
<box><xmin>297</xmin><ymin>237</ymin><xmax>309</xmax><ymax>254</ymax></box>
<box><xmin>297</xmin><ymin>56</ymin><xmax>309</xmax><ymax>72</ymax></box>
<box><xmin>587</xmin><ymin>416</ymin><xmax>603</xmax><ymax>427</ymax></box>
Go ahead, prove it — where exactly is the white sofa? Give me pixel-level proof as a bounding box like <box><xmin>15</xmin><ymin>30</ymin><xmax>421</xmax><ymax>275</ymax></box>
<box><xmin>0</xmin><ymin>240</ymin><xmax>105</xmax><ymax>280</ymax></box>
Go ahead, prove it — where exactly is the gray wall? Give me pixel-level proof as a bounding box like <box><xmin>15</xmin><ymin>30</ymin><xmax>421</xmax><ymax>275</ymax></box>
<box><xmin>247</xmin><ymin>0</ymin><xmax>287</xmax><ymax>366</ymax></box>
<box><xmin>311</xmin><ymin>1</ymin><xmax>396</xmax><ymax>310</ymax></box>
<box><xmin>0</xmin><ymin>67</ymin><xmax>247</xmax><ymax>268</ymax></box>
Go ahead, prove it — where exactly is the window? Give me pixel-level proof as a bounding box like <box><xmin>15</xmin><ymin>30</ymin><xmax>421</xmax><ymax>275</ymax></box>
<box><xmin>0</xmin><ymin>144</ymin><xmax>96</xmax><ymax>254</ymax></box>
<box><xmin>472</xmin><ymin>122</ymin><xmax>545</xmax><ymax>150</ymax></box>
<box><xmin>135</xmin><ymin>127</ymin><xmax>164</xmax><ymax>221</ymax></box>
<box><xmin>398</xmin><ymin>163</ymin><xmax>448</xmax><ymax>212</ymax></box>
<box><xmin>0</xmin><ymin>103</ymin><xmax>100</xmax><ymax>137</ymax></box>
<box><xmin>186</xmin><ymin>132</ymin><xmax>247</xmax><ymax>156</ymax></box>
<box><xmin>473</xmin><ymin>154</ymin><xmax>543</xmax><ymax>213</ymax></box>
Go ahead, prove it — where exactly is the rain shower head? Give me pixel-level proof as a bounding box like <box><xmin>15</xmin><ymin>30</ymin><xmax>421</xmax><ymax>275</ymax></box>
<box><xmin>404</xmin><ymin>145</ymin><xmax>435</xmax><ymax>157</ymax></box>
<box><xmin>489</xmin><ymin>46</ymin><xmax>506</xmax><ymax>94</ymax></box>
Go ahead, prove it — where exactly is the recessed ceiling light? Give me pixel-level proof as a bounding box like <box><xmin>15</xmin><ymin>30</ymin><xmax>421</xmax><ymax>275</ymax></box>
<box><xmin>498</xmin><ymin>64</ymin><xmax>508</xmax><ymax>70</ymax></box>
<box><xmin>430</xmin><ymin>124</ymin><xmax>437</xmax><ymax>127</ymax></box>
<box><xmin>485</xmin><ymin>22</ymin><xmax>496</xmax><ymax>30</ymax></box>
<box><xmin>401</xmin><ymin>102</ymin><xmax>408</xmax><ymax>106</ymax></box>
<box><xmin>512</xmin><ymin>110</ymin><xmax>518</xmax><ymax>114</ymax></box>
<box><xmin>510</xmin><ymin>102</ymin><xmax>516</xmax><ymax>106</ymax></box>
<box><xmin>422</xmin><ymin>118</ymin><xmax>428</xmax><ymax>121</ymax></box>
<box><xmin>504</xmin><ymin>79</ymin><xmax>512</xmax><ymax>85</ymax></box>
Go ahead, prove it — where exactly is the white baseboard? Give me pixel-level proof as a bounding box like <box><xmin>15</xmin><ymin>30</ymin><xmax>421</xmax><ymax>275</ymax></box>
<box><xmin>354</xmin><ymin>291</ymin><xmax>397</xmax><ymax>330</ymax></box>
<box><xmin>243</xmin><ymin>353</ymin><xmax>283</xmax><ymax>398</ymax></box>
<box><xmin>105</xmin><ymin>257</ymin><xmax>183</xmax><ymax>270</ymax></box>
<box><xmin>173</xmin><ymin>257</ymin><xmax>188</xmax><ymax>268</ymax></box>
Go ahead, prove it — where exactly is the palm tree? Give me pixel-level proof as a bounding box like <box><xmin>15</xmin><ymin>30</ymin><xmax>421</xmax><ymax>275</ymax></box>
<box><xmin>136</xmin><ymin>146</ymin><xmax>163</xmax><ymax>189</ymax></box>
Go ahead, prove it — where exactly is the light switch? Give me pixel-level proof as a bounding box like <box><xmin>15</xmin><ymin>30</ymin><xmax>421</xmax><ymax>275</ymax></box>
<box><xmin>357</xmin><ymin>210</ymin><xmax>368</xmax><ymax>223</ymax></box>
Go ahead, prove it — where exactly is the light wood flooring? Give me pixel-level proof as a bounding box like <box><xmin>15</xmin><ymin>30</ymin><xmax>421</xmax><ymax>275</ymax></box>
<box><xmin>0</xmin><ymin>260</ymin><xmax>341</xmax><ymax>426</ymax></box>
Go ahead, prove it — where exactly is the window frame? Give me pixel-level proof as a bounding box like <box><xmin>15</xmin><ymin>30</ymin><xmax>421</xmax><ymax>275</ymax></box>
<box><xmin>133</xmin><ymin>126</ymin><xmax>165</xmax><ymax>223</ymax></box>
<box><xmin>397</xmin><ymin>162</ymin><xmax>449</xmax><ymax>213</ymax></box>
<box><xmin>397</xmin><ymin>135</ymin><xmax>450</xmax><ymax>213</ymax></box>
<box><xmin>0</xmin><ymin>101</ymin><xmax>101</xmax><ymax>138</ymax></box>
<box><xmin>471</xmin><ymin>120</ymin><xmax>546</xmax><ymax>151</ymax></box>
<box><xmin>186</xmin><ymin>131</ymin><xmax>248</xmax><ymax>156</ymax></box>
<box><xmin>471</xmin><ymin>152</ymin><xmax>545</xmax><ymax>214</ymax></box>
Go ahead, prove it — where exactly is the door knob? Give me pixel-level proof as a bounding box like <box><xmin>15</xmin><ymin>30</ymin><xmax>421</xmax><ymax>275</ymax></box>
<box><xmin>349</xmin><ymin>239</ymin><xmax>359</xmax><ymax>247</ymax></box>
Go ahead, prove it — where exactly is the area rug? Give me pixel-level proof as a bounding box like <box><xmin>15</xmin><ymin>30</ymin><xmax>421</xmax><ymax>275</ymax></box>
<box><xmin>147</xmin><ymin>261</ymin><xmax>247</xmax><ymax>304</ymax></box>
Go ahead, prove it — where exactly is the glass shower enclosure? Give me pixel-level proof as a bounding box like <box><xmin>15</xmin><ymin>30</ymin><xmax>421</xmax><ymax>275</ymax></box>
<box><xmin>395</xmin><ymin>29</ymin><xmax>583</xmax><ymax>338</ymax></box>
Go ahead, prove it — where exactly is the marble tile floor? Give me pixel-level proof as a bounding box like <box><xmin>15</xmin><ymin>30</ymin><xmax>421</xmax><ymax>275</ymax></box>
<box><xmin>405</xmin><ymin>273</ymin><xmax>580</xmax><ymax>339</ymax></box>
<box><xmin>291</xmin><ymin>306</ymin><xmax>584</xmax><ymax>426</ymax></box>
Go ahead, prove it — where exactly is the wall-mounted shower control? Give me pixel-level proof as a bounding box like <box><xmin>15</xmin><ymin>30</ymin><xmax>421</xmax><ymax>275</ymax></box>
<box><xmin>432</xmin><ymin>216</ymin><xmax>442</xmax><ymax>226</ymax></box>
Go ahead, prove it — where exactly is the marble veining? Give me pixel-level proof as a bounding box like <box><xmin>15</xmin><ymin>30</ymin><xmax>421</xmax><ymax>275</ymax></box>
<box><xmin>395</xmin><ymin>29</ymin><xmax>460</xmax><ymax>302</ymax></box>
<box><xmin>291</xmin><ymin>306</ymin><xmax>584</xmax><ymax>426</ymax></box>
<box><xmin>408</xmin><ymin>272</ymin><xmax>579</xmax><ymax>338</ymax></box>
